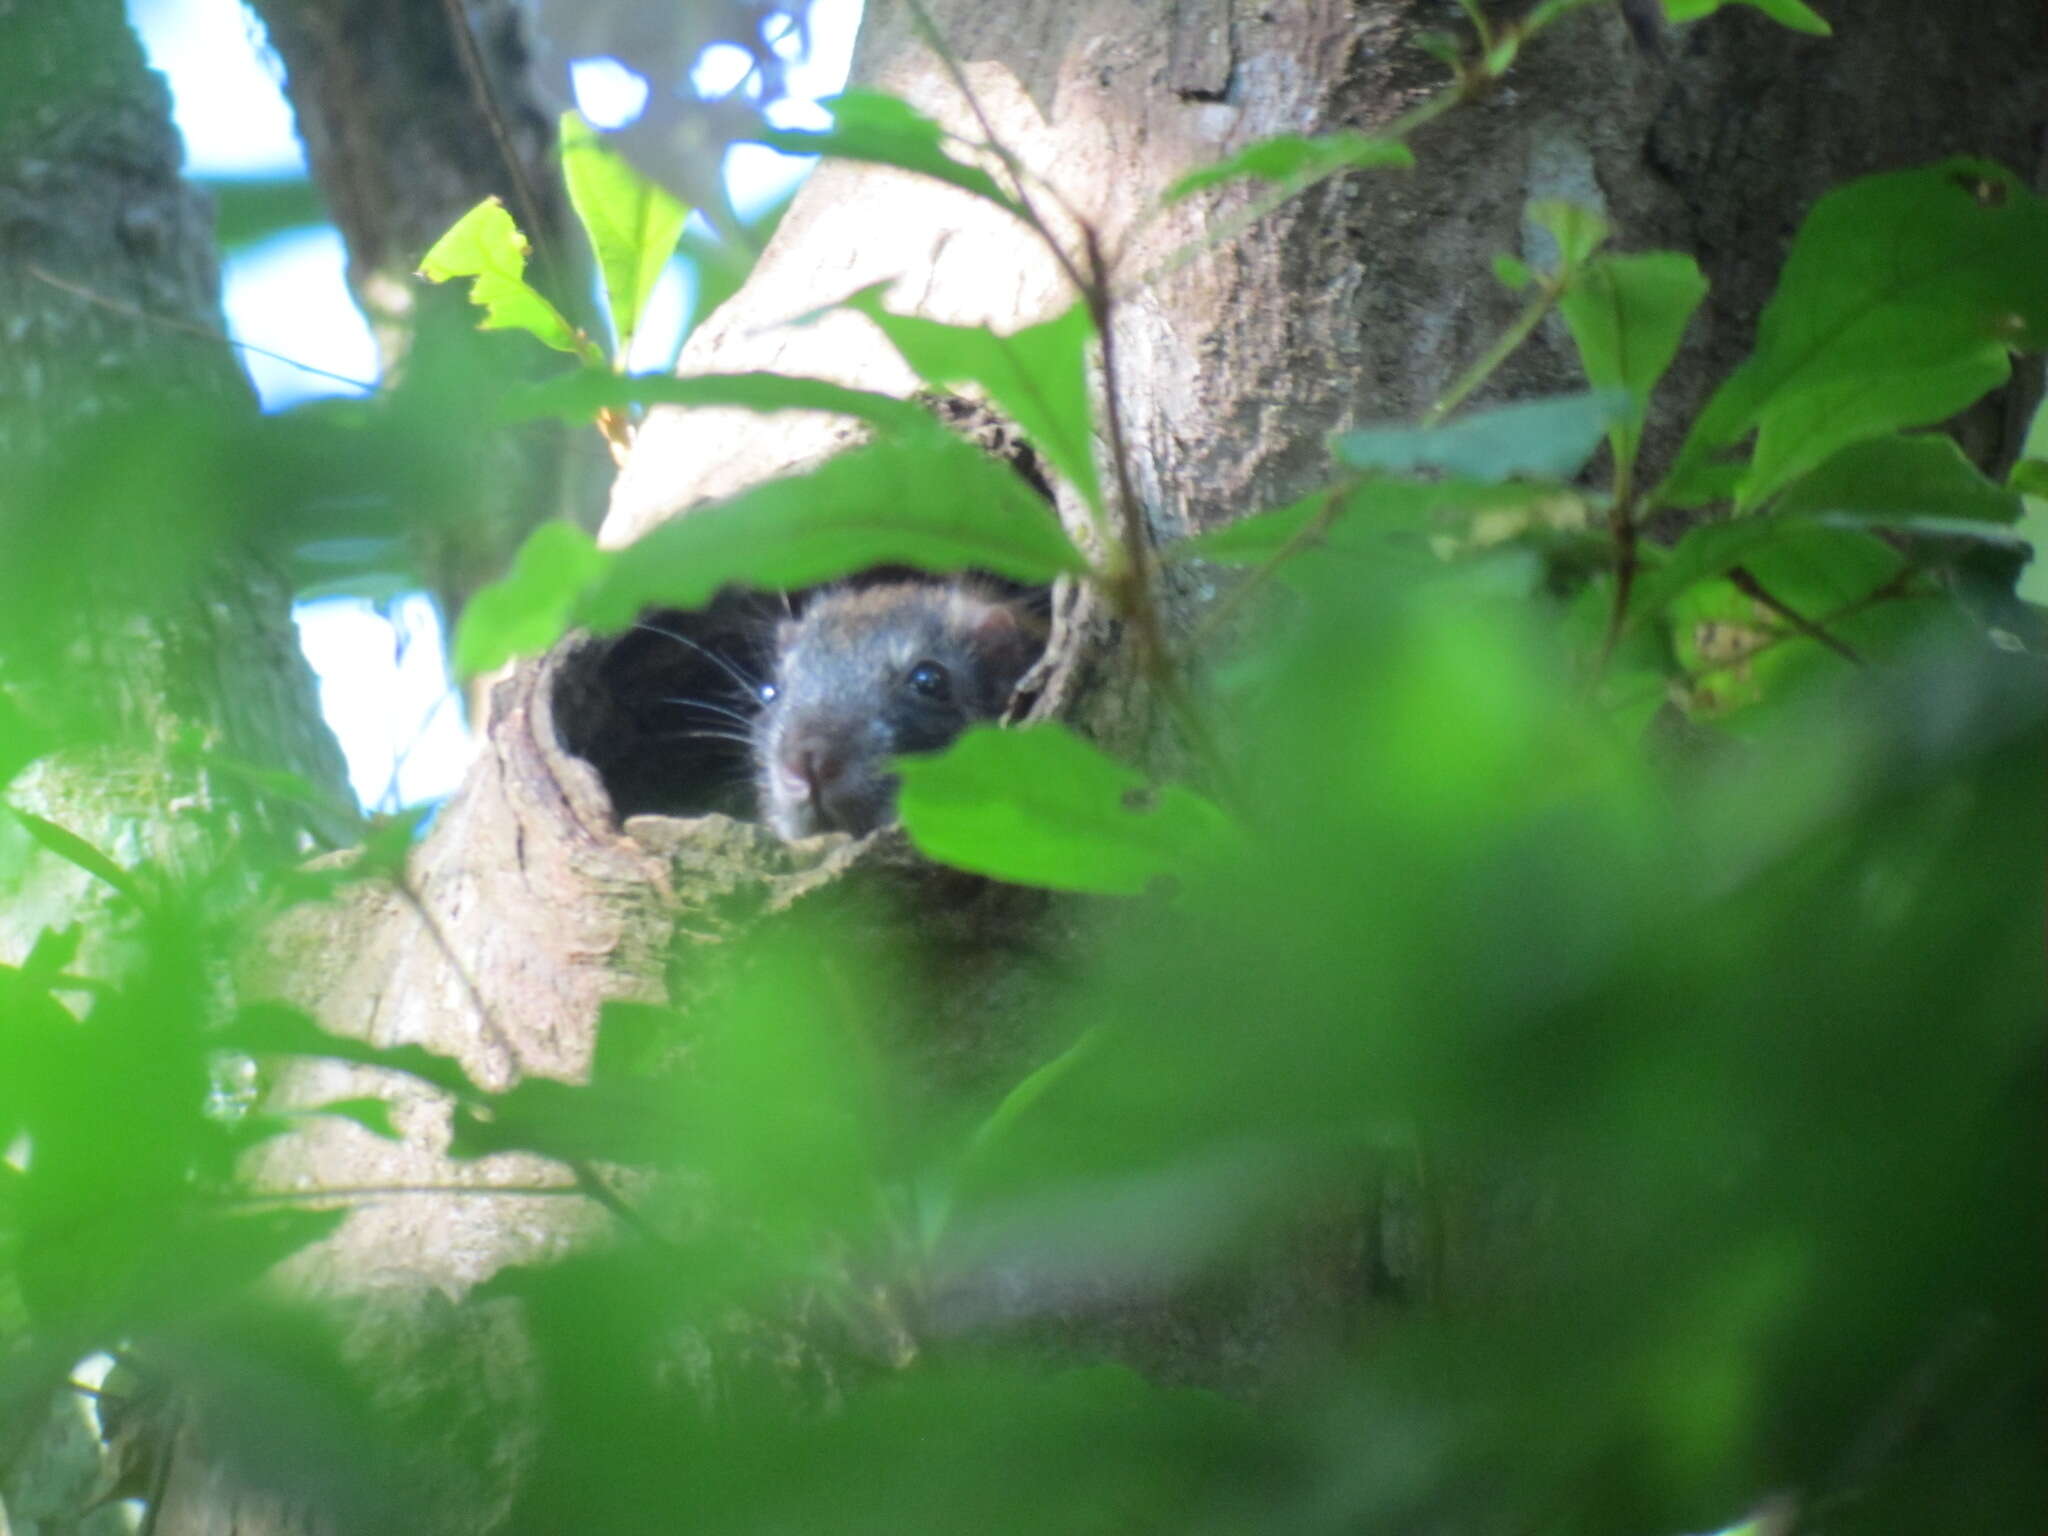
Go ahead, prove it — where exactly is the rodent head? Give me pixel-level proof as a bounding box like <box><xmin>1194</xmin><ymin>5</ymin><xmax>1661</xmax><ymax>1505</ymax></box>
<box><xmin>750</xmin><ymin>581</ymin><xmax>1043</xmax><ymax>840</ymax></box>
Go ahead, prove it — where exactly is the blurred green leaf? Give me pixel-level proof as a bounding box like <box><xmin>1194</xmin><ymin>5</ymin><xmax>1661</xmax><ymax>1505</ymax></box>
<box><xmin>1178</xmin><ymin>476</ymin><xmax>1570</xmax><ymax>565</ymax></box>
<box><xmin>199</xmin><ymin>174</ymin><xmax>325</xmax><ymax>252</ymax></box>
<box><xmin>1773</xmin><ymin>433</ymin><xmax>2023</xmax><ymax>524</ymax></box>
<box><xmin>1625</xmin><ymin>513</ymin><xmax>1851</xmax><ymax>623</ymax></box>
<box><xmin>451</xmin><ymin>1077</ymin><xmax>683</xmax><ymax>1165</ymax></box>
<box><xmin>501</xmin><ymin>368</ymin><xmax>938</xmax><ymax>438</ymax></box>
<box><xmin>225</xmin><ymin>1002</ymin><xmax>477</xmax><ymax>1102</ymax></box>
<box><xmin>1163</xmin><ymin>130</ymin><xmax>1413</xmax><ymax>202</ymax></box>
<box><xmin>559</xmin><ymin>111</ymin><xmax>690</xmax><ymax>356</ymax></box>
<box><xmin>1333</xmin><ymin>390</ymin><xmax>1631</xmax><ymax>482</ymax></box>
<box><xmin>897</xmin><ymin>724</ymin><xmax>1238</xmax><ymax>894</ymax></box>
<box><xmin>1662</xmin><ymin>161</ymin><xmax>2048</xmax><ymax>509</ymax></box>
<box><xmin>1663</xmin><ymin>0</ymin><xmax>1832</xmax><ymax>33</ymax></box>
<box><xmin>417</xmin><ymin>197</ymin><xmax>586</xmax><ymax>356</ymax></box>
<box><xmin>1559</xmin><ymin>252</ymin><xmax>1707</xmax><ymax>475</ymax></box>
<box><xmin>846</xmin><ymin>290</ymin><xmax>1103</xmax><ymax>513</ymax></box>
<box><xmin>453</xmin><ymin>519</ymin><xmax>609</xmax><ymax>677</ymax></box>
<box><xmin>5</xmin><ymin>807</ymin><xmax>142</xmax><ymax>903</ymax></box>
<box><xmin>575</xmin><ymin>431</ymin><xmax>1088</xmax><ymax>634</ymax></box>
<box><xmin>754</xmin><ymin>90</ymin><xmax>1024</xmax><ymax>219</ymax></box>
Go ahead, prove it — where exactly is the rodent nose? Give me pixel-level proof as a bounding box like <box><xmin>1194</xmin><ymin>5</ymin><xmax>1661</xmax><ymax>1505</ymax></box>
<box><xmin>783</xmin><ymin>740</ymin><xmax>846</xmax><ymax>800</ymax></box>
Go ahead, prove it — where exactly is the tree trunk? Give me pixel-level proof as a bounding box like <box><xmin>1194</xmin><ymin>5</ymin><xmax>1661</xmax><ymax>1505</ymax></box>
<box><xmin>205</xmin><ymin>0</ymin><xmax>2048</xmax><ymax>1529</ymax></box>
<box><xmin>0</xmin><ymin>2</ymin><xmax>352</xmax><ymax>1529</ymax></box>
<box><xmin>0</xmin><ymin>2</ymin><xmax>353</xmax><ymax>949</ymax></box>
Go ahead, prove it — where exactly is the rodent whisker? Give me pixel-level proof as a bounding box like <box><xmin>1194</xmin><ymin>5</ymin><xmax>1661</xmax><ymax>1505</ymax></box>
<box><xmin>633</xmin><ymin>621</ymin><xmax>764</xmax><ymax>698</ymax></box>
<box><xmin>661</xmin><ymin>696</ymin><xmax>758</xmax><ymax>728</ymax></box>
<box><xmin>655</xmin><ymin>727</ymin><xmax>758</xmax><ymax>748</ymax></box>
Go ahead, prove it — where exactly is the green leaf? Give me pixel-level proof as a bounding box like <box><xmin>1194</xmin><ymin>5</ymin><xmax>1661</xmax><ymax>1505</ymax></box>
<box><xmin>1528</xmin><ymin>200</ymin><xmax>1610</xmax><ymax>274</ymax></box>
<box><xmin>2009</xmin><ymin>458</ymin><xmax>2048</xmax><ymax>499</ymax></box>
<box><xmin>558</xmin><ymin>111</ymin><xmax>690</xmax><ymax>357</ymax></box>
<box><xmin>502</xmin><ymin>369</ymin><xmax>940</xmax><ymax>438</ymax></box>
<box><xmin>1626</xmin><ymin>513</ymin><xmax>1912</xmax><ymax>626</ymax></box>
<box><xmin>846</xmin><ymin>290</ymin><xmax>1102</xmax><ymax>512</ymax></box>
<box><xmin>1773</xmin><ymin>435</ymin><xmax>2023</xmax><ymax>525</ymax></box>
<box><xmin>1558</xmin><ymin>253</ymin><xmax>1707</xmax><ymax>472</ymax></box>
<box><xmin>454</xmin><ymin>520</ymin><xmax>609</xmax><ymax>677</ymax></box>
<box><xmin>752</xmin><ymin>90</ymin><xmax>1023</xmax><ymax>220</ymax></box>
<box><xmin>1162</xmin><ymin>131</ymin><xmax>1413</xmax><ymax>203</ymax></box>
<box><xmin>1332</xmin><ymin>391</ymin><xmax>1631</xmax><ymax>483</ymax></box>
<box><xmin>896</xmin><ymin>724</ymin><xmax>1238</xmax><ymax>895</ymax></box>
<box><xmin>450</xmin><ymin>1077</ymin><xmax>683</xmax><ymax>1165</ymax></box>
<box><xmin>200</xmin><ymin>174</ymin><xmax>324</xmax><ymax>253</ymax></box>
<box><xmin>576</xmin><ymin>432</ymin><xmax>1086</xmax><ymax>633</ymax></box>
<box><xmin>1662</xmin><ymin>161</ymin><xmax>2048</xmax><ymax>510</ymax></box>
<box><xmin>418</xmin><ymin>198</ymin><xmax>585</xmax><ymax>356</ymax></box>
<box><xmin>1493</xmin><ymin>253</ymin><xmax>1534</xmax><ymax>292</ymax></box>
<box><xmin>923</xmin><ymin>1027</ymin><xmax>1103</xmax><ymax>1241</ymax></box>
<box><xmin>225</xmin><ymin>1004</ymin><xmax>478</xmax><ymax>1102</ymax></box>
<box><xmin>6</xmin><ymin>809</ymin><xmax>143</xmax><ymax>903</ymax></box>
<box><xmin>1663</xmin><ymin>0</ymin><xmax>1832</xmax><ymax>34</ymax></box>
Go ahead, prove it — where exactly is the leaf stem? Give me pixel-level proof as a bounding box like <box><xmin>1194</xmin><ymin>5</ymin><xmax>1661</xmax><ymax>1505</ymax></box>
<box><xmin>1421</xmin><ymin>275</ymin><xmax>1564</xmax><ymax>426</ymax></box>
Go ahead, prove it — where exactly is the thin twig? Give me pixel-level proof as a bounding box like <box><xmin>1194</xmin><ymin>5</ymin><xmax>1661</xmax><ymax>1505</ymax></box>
<box><xmin>899</xmin><ymin>0</ymin><xmax>1091</xmax><ymax>302</ymax></box>
<box><xmin>571</xmin><ymin>1161</ymin><xmax>677</xmax><ymax>1250</ymax></box>
<box><xmin>1421</xmin><ymin>276</ymin><xmax>1563</xmax><ymax>426</ymax></box>
<box><xmin>436</xmin><ymin>0</ymin><xmax>569</xmax><ymax>305</ymax></box>
<box><xmin>1729</xmin><ymin>565</ymin><xmax>1866</xmax><ymax>665</ymax></box>
<box><xmin>27</xmin><ymin>264</ymin><xmax>378</xmax><ymax>393</ymax></box>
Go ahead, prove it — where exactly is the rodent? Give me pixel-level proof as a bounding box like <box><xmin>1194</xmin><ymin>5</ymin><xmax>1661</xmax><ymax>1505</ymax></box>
<box><xmin>750</xmin><ymin>579</ymin><xmax>1045</xmax><ymax>840</ymax></box>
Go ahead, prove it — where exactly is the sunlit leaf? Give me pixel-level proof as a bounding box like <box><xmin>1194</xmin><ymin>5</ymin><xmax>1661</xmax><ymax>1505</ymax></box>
<box><xmin>418</xmin><ymin>197</ymin><xmax>585</xmax><ymax>356</ymax></box>
<box><xmin>897</xmin><ymin>724</ymin><xmax>1238</xmax><ymax>895</ymax></box>
<box><xmin>1163</xmin><ymin>130</ymin><xmax>1413</xmax><ymax>202</ymax></box>
<box><xmin>559</xmin><ymin>111</ymin><xmax>690</xmax><ymax>356</ymax></box>
<box><xmin>846</xmin><ymin>289</ymin><xmax>1102</xmax><ymax>512</ymax></box>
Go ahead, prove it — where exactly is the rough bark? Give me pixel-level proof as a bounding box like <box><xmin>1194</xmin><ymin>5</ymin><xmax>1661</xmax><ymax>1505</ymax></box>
<box><xmin>219</xmin><ymin>0</ymin><xmax>2048</xmax><ymax>1529</ymax></box>
<box><xmin>0</xmin><ymin>0</ymin><xmax>353</xmax><ymax>947</ymax></box>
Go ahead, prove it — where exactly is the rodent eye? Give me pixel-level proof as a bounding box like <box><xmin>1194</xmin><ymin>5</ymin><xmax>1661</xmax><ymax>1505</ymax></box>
<box><xmin>906</xmin><ymin>661</ymin><xmax>950</xmax><ymax>700</ymax></box>
<box><xmin>757</xmin><ymin>681</ymin><xmax>779</xmax><ymax>705</ymax></box>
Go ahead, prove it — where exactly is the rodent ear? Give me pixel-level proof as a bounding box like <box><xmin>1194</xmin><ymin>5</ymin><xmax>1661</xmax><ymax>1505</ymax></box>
<box><xmin>964</xmin><ymin>597</ymin><xmax>1046</xmax><ymax>670</ymax></box>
